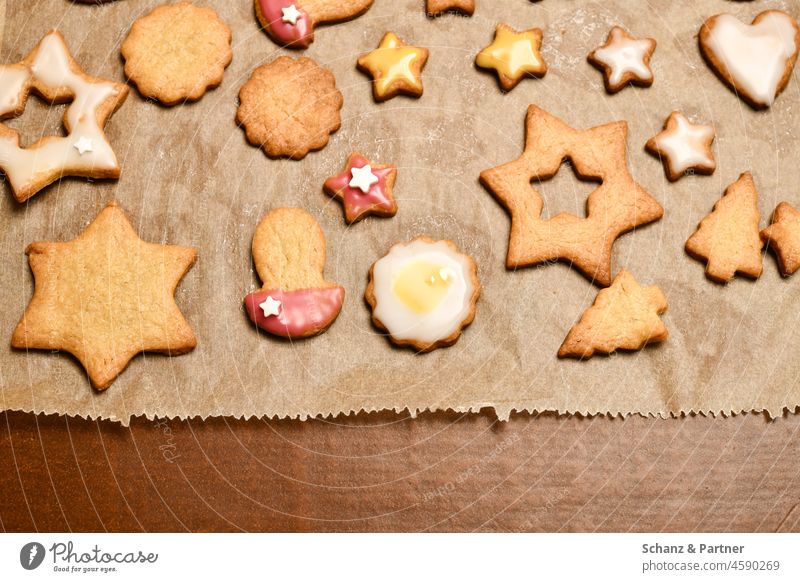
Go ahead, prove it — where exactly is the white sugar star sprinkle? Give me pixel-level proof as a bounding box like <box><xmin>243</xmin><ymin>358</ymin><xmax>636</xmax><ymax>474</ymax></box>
<box><xmin>281</xmin><ymin>5</ymin><xmax>303</xmax><ymax>25</ymax></box>
<box><xmin>73</xmin><ymin>136</ymin><xmax>93</xmax><ymax>155</ymax></box>
<box><xmin>259</xmin><ymin>295</ymin><xmax>282</xmax><ymax>318</ymax></box>
<box><xmin>349</xmin><ymin>164</ymin><xmax>379</xmax><ymax>193</ymax></box>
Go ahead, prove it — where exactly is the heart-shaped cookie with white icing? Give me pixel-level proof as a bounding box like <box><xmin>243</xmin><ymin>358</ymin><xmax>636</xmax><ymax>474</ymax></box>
<box><xmin>699</xmin><ymin>10</ymin><xmax>799</xmax><ymax>109</ymax></box>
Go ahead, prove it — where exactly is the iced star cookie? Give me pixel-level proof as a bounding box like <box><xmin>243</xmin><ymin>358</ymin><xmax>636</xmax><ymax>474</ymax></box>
<box><xmin>365</xmin><ymin>237</ymin><xmax>480</xmax><ymax>352</ymax></box>
<box><xmin>761</xmin><ymin>203</ymin><xmax>800</xmax><ymax>276</ymax></box>
<box><xmin>558</xmin><ymin>270</ymin><xmax>668</xmax><ymax>359</ymax></box>
<box><xmin>256</xmin><ymin>0</ymin><xmax>373</xmax><ymax>48</ymax></box>
<box><xmin>645</xmin><ymin>112</ymin><xmax>716</xmax><ymax>182</ymax></box>
<box><xmin>0</xmin><ymin>31</ymin><xmax>129</xmax><ymax>202</ymax></box>
<box><xmin>699</xmin><ymin>10</ymin><xmax>799</xmax><ymax>109</ymax></box>
<box><xmin>426</xmin><ymin>0</ymin><xmax>474</xmax><ymax>16</ymax></box>
<box><xmin>323</xmin><ymin>152</ymin><xmax>397</xmax><ymax>223</ymax></box>
<box><xmin>11</xmin><ymin>202</ymin><xmax>197</xmax><ymax>390</ymax></box>
<box><xmin>357</xmin><ymin>33</ymin><xmax>429</xmax><ymax>102</ymax></box>
<box><xmin>686</xmin><ymin>172</ymin><xmax>763</xmax><ymax>283</ymax></box>
<box><xmin>587</xmin><ymin>26</ymin><xmax>657</xmax><ymax>94</ymax></box>
<box><xmin>475</xmin><ymin>24</ymin><xmax>547</xmax><ymax>91</ymax></box>
<box><xmin>121</xmin><ymin>2</ymin><xmax>233</xmax><ymax>105</ymax></box>
<box><xmin>244</xmin><ymin>208</ymin><xmax>344</xmax><ymax>338</ymax></box>
<box><xmin>237</xmin><ymin>56</ymin><xmax>343</xmax><ymax>159</ymax></box>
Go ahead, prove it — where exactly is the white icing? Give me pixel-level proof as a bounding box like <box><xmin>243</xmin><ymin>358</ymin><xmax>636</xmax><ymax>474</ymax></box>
<box><xmin>73</xmin><ymin>136</ymin><xmax>93</xmax><ymax>155</ymax></box>
<box><xmin>349</xmin><ymin>164</ymin><xmax>379</xmax><ymax>193</ymax></box>
<box><xmin>0</xmin><ymin>32</ymin><xmax>121</xmax><ymax>195</ymax></box>
<box><xmin>0</xmin><ymin>66</ymin><xmax>31</xmax><ymax>112</ymax></box>
<box><xmin>372</xmin><ymin>239</ymin><xmax>475</xmax><ymax>345</ymax></box>
<box><xmin>652</xmin><ymin>113</ymin><xmax>715</xmax><ymax>175</ymax></box>
<box><xmin>706</xmin><ymin>12</ymin><xmax>798</xmax><ymax>106</ymax></box>
<box><xmin>593</xmin><ymin>27</ymin><xmax>654</xmax><ymax>87</ymax></box>
<box><xmin>259</xmin><ymin>295</ymin><xmax>282</xmax><ymax>317</ymax></box>
<box><xmin>281</xmin><ymin>5</ymin><xmax>302</xmax><ymax>25</ymax></box>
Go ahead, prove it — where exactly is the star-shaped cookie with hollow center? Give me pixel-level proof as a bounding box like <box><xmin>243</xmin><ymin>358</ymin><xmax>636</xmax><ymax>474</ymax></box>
<box><xmin>588</xmin><ymin>26</ymin><xmax>657</xmax><ymax>93</ymax></box>
<box><xmin>761</xmin><ymin>202</ymin><xmax>800</xmax><ymax>276</ymax></box>
<box><xmin>0</xmin><ymin>30</ymin><xmax>129</xmax><ymax>202</ymax></box>
<box><xmin>426</xmin><ymin>0</ymin><xmax>474</xmax><ymax>16</ymax></box>
<box><xmin>324</xmin><ymin>152</ymin><xmax>397</xmax><ymax>223</ymax></box>
<box><xmin>11</xmin><ymin>202</ymin><xmax>197</xmax><ymax>390</ymax></box>
<box><xmin>645</xmin><ymin>111</ymin><xmax>716</xmax><ymax>182</ymax></box>
<box><xmin>357</xmin><ymin>32</ymin><xmax>429</xmax><ymax>102</ymax></box>
<box><xmin>475</xmin><ymin>24</ymin><xmax>547</xmax><ymax>91</ymax></box>
<box><xmin>479</xmin><ymin>105</ymin><xmax>663</xmax><ymax>287</ymax></box>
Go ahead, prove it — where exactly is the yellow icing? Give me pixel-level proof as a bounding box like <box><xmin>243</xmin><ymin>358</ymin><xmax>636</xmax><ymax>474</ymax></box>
<box><xmin>358</xmin><ymin>32</ymin><xmax>427</xmax><ymax>98</ymax></box>
<box><xmin>475</xmin><ymin>25</ymin><xmax>545</xmax><ymax>84</ymax></box>
<box><xmin>392</xmin><ymin>260</ymin><xmax>452</xmax><ymax>314</ymax></box>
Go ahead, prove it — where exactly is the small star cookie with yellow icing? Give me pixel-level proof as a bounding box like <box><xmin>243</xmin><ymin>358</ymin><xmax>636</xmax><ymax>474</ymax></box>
<box><xmin>475</xmin><ymin>24</ymin><xmax>547</xmax><ymax>91</ymax></box>
<box><xmin>357</xmin><ymin>32</ymin><xmax>429</xmax><ymax>102</ymax></box>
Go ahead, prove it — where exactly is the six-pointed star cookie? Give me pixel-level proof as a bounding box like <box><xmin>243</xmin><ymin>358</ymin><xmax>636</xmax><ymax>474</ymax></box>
<box><xmin>761</xmin><ymin>202</ymin><xmax>800</xmax><ymax>276</ymax></box>
<box><xmin>0</xmin><ymin>30</ymin><xmax>129</xmax><ymax>202</ymax></box>
<box><xmin>480</xmin><ymin>105</ymin><xmax>663</xmax><ymax>287</ymax></box>
<box><xmin>11</xmin><ymin>202</ymin><xmax>198</xmax><ymax>390</ymax></box>
<box><xmin>475</xmin><ymin>24</ymin><xmax>547</xmax><ymax>91</ymax></box>
<box><xmin>426</xmin><ymin>0</ymin><xmax>475</xmax><ymax>16</ymax></box>
<box><xmin>324</xmin><ymin>152</ymin><xmax>397</xmax><ymax>223</ymax></box>
<box><xmin>357</xmin><ymin>32</ymin><xmax>429</xmax><ymax>101</ymax></box>
<box><xmin>645</xmin><ymin>111</ymin><xmax>716</xmax><ymax>182</ymax></box>
<box><xmin>588</xmin><ymin>26</ymin><xmax>657</xmax><ymax>93</ymax></box>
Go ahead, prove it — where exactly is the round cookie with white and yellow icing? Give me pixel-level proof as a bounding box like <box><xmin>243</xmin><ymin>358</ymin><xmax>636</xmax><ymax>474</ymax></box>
<box><xmin>365</xmin><ymin>237</ymin><xmax>480</xmax><ymax>352</ymax></box>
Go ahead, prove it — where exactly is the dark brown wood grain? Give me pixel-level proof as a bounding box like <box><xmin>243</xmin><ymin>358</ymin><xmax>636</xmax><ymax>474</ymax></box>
<box><xmin>1</xmin><ymin>411</ymin><xmax>799</xmax><ymax>532</ymax></box>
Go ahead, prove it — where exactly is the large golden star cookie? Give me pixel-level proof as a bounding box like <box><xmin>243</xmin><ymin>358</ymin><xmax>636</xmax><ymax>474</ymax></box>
<box><xmin>479</xmin><ymin>105</ymin><xmax>663</xmax><ymax>287</ymax></box>
<box><xmin>11</xmin><ymin>202</ymin><xmax>197</xmax><ymax>390</ymax></box>
<box><xmin>0</xmin><ymin>31</ymin><xmax>129</xmax><ymax>202</ymax></box>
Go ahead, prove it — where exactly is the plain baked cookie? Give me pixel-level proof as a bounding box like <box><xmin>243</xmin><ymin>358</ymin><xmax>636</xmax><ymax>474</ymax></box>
<box><xmin>236</xmin><ymin>56</ymin><xmax>343</xmax><ymax>159</ymax></box>
<box><xmin>121</xmin><ymin>2</ymin><xmax>233</xmax><ymax>105</ymax></box>
<box><xmin>244</xmin><ymin>208</ymin><xmax>345</xmax><ymax>338</ymax></box>
<box><xmin>365</xmin><ymin>237</ymin><xmax>480</xmax><ymax>352</ymax></box>
<box><xmin>255</xmin><ymin>0</ymin><xmax>374</xmax><ymax>48</ymax></box>
<box><xmin>11</xmin><ymin>202</ymin><xmax>197</xmax><ymax>390</ymax></box>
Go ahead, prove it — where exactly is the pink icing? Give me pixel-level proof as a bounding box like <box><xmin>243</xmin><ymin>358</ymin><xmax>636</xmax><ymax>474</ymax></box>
<box><xmin>324</xmin><ymin>155</ymin><xmax>395</xmax><ymax>222</ymax></box>
<box><xmin>245</xmin><ymin>287</ymin><xmax>344</xmax><ymax>338</ymax></box>
<box><xmin>258</xmin><ymin>0</ymin><xmax>313</xmax><ymax>48</ymax></box>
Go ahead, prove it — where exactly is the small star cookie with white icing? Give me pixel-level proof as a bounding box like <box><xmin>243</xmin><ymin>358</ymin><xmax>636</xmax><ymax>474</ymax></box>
<box><xmin>645</xmin><ymin>112</ymin><xmax>716</xmax><ymax>182</ymax></box>
<box><xmin>588</xmin><ymin>26</ymin><xmax>656</xmax><ymax>94</ymax></box>
<box><xmin>0</xmin><ymin>30</ymin><xmax>129</xmax><ymax>202</ymax></box>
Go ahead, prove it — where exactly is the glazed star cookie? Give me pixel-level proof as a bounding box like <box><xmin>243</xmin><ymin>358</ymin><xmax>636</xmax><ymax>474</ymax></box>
<box><xmin>699</xmin><ymin>10</ymin><xmax>799</xmax><ymax>109</ymax></box>
<box><xmin>587</xmin><ymin>26</ymin><xmax>657</xmax><ymax>93</ymax></box>
<box><xmin>244</xmin><ymin>208</ymin><xmax>344</xmax><ymax>338</ymax></box>
<box><xmin>237</xmin><ymin>56</ymin><xmax>343</xmax><ymax>159</ymax></box>
<box><xmin>357</xmin><ymin>33</ymin><xmax>429</xmax><ymax>102</ymax></box>
<box><xmin>645</xmin><ymin>112</ymin><xmax>716</xmax><ymax>182</ymax></box>
<box><xmin>426</xmin><ymin>0</ymin><xmax>474</xmax><ymax>16</ymax></box>
<box><xmin>323</xmin><ymin>152</ymin><xmax>397</xmax><ymax>223</ymax></box>
<box><xmin>0</xmin><ymin>31</ymin><xmax>128</xmax><ymax>202</ymax></box>
<box><xmin>558</xmin><ymin>270</ymin><xmax>668</xmax><ymax>359</ymax></box>
<box><xmin>686</xmin><ymin>172</ymin><xmax>763</xmax><ymax>283</ymax></box>
<box><xmin>475</xmin><ymin>24</ymin><xmax>547</xmax><ymax>91</ymax></box>
<box><xmin>365</xmin><ymin>237</ymin><xmax>480</xmax><ymax>352</ymax></box>
<box><xmin>479</xmin><ymin>105</ymin><xmax>663</xmax><ymax>287</ymax></box>
<box><xmin>256</xmin><ymin>0</ymin><xmax>374</xmax><ymax>48</ymax></box>
<box><xmin>761</xmin><ymin>203</ymin><xmax>800</xmax><ymax>276</ymax></box>
<box><xmin>11</xmin><ymin>202</ymin><xmax>197</xmax><ymax>390</ymax></box>
<box><xmin>121</xmin><ymin>2</ymin><xmax>233</xmax><ymax>105</ymax></box>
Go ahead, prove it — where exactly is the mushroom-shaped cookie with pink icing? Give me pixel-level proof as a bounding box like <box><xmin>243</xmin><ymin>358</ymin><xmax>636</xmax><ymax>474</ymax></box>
<box><xmin>244</xmin><ymin>208</ymin><xmax>345</xmax><ymax>338</ymax></box>
<box><xmin>255</xmin><ymin>0</ymin><xmax>374</xmax><ymax>49</ymax></box>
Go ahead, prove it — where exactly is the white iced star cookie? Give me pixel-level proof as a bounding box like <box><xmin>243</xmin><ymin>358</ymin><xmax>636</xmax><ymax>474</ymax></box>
<box><xmin>259</xmin><ymin>295</ymin><xmax>282</xmax><ymax>317</ymax></box>
<box><xmin>588</xmin><ymin>26</ymin><xmax>657</xmax><ymax>94</ymax></box>
<box><xmin>0</xmin><ymin>30</ymin><xmax>129</xmax><ymax>202</ymax></box>
<box><xmin>349</xmin><ymin>164</ymin><xmax>379</xmax><ymax>193</ymax></box>
<box><xmin>646</xmin><ymin>112</ymin><xmax>716</xmax><ymax>182</ymax></box>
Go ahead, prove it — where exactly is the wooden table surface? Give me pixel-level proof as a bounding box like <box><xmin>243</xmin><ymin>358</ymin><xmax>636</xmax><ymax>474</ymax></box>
<box><xmin>2</xmin><ymin>410</ymin><xmax>799</xmax><ymax>532</ymax></box>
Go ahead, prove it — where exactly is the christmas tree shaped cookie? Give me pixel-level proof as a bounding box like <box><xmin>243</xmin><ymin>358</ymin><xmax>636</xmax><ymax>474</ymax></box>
<box><xmin>685</xmin><ymin>172</ymin><xmax>763</xmax><ymax>283</ymax></box>
<box><xmin>558</xmin><ymin>270</ymin><xmax>668</xmax><ymax>358</ymax></box>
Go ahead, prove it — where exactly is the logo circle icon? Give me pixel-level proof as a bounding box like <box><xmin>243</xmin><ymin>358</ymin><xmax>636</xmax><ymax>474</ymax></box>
<box><xmin>19</xmin><ymin>542</ymin><xmax>45</xmax><ymax>570</ymax></box>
